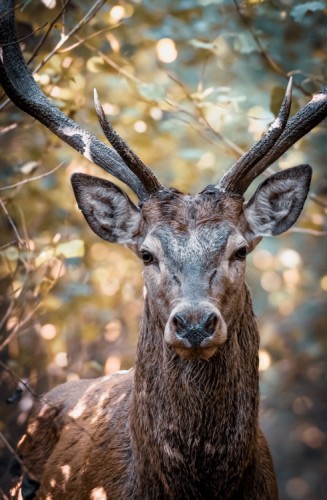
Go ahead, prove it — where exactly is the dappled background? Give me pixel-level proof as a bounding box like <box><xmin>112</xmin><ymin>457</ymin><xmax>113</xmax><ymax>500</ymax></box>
<box><xmin>0</xmin><ymin>0</ymin><xmax>326</xmax><ymax>498</ymax></box>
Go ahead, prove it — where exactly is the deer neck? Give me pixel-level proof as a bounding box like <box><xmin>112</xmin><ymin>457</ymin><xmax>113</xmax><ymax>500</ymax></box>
<box><xmin>129</xmin><ymin>287</ymin><xmax>260</xmax><ymax>497</ymax></box>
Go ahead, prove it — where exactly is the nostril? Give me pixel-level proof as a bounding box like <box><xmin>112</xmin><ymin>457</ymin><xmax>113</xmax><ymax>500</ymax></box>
<box><xmin>204</xmin><ymin>312</ymin><xmax>218</xmax><ymax>335</ymax></box>
<box><xmin>173</xmin><ymin>313</ymin><xmax>186</xmax><ymax>332</ymax></box>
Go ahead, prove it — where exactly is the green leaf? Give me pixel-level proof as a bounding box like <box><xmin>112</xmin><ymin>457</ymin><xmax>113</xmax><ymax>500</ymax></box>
<box><xmin>291</xmin><ymin>1</ymin><xmax>325</xmax><ymax>23</ymax></box>
<box><xmin>2</xmin><ymin>246</ymin><xmax>19</xmax><ymax>261</ymax></box>
<box><xmin>189</xmin><ymin>39</ymin><xmax>216</xmax><ymax>50</ymax></box>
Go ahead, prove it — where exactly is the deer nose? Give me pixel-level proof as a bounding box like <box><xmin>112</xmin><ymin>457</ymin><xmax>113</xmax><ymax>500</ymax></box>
<box><xmin>172</xmin><ymin>311</ymin><xmax>218</xmax><ymax>347</ymax></box>
<box><xmin>165</xmin><ymin>303</ymin><xmax>228</xmax><ymax>359</ymax></box>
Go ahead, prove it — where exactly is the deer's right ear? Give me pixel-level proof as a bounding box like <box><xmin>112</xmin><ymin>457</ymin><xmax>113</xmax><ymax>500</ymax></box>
<box><xmin>71</xmin><ymin>173</ymin><xmax>141</xmax><ymax>245</ymax></box>
<box><xmin>244</xmin><ymin>165</ymin><xmax>312</xmax><ymax>237</ymax></box>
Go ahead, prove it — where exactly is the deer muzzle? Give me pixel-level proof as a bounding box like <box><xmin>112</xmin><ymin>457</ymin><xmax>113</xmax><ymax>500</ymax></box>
<box><xmin>164</xmin><ymin>302</ymin><xmax>227</xmax><ymax>360</ymax></box>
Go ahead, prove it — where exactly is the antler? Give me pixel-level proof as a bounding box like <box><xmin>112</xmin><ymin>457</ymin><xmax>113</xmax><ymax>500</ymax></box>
<box><xmin>0</xmin><ymin>0</ymin><xmax>160</xmax><ymax>201</ymax></box>
<box><xmin>93</xmin><ymin>89</ymin><xmax>163</xmax><ymax>195</ymax></box>
<box><xmin>218</xmin><ymin>82</ymin><xmax>327</xmax><ymax>195</ymax></box>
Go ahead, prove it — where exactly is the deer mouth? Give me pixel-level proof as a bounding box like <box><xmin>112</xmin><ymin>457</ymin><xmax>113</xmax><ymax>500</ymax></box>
<box><xmin>167</xmin><ymin>333</ymin><xmax>227</xmax><ymax>360</ymax></box>
<box><xmin>174</xmin><ymin>345</ymin><xmax>219</xmax><ymax>361</ymax></box>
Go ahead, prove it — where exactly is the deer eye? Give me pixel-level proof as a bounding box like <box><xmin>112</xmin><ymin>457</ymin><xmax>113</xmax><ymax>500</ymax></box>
<box><xmin>233</xmin><ymin>246</ymin><xmax>248</xmax><ymax>260</ymax></box>
<box><xmin>141</xmin><ymin>250</ymin><xmax>153</xmax><ymax>264</ymax></box>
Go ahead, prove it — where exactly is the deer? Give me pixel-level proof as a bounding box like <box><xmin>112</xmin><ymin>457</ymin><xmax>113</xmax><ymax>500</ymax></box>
<box><xmin>1</xmin><ymin>1</ymin><xmax>327</xmax><ymax>499</ymax></box>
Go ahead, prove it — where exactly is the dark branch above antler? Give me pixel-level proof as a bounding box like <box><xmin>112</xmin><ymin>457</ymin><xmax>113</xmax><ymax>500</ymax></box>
<box><xmin>0</xmin><ymin>0</ymin><xmax>156</xmax><ymax>201</ymax></box>
<box><xmin>217</xmin><ymin>83</ymin><xmax>327</xmax><ymax>195</ymax></box>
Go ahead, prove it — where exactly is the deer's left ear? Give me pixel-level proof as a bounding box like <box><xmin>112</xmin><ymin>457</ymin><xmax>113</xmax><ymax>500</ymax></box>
<box><xmin>244</xmin><ymin>164</ymin><xmax>312</xmax><ymax>236</ymax></box>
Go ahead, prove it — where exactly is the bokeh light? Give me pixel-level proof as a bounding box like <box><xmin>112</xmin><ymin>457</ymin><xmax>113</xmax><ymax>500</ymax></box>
<box><xmin>109</xmin><ymin>5</ymin><xmax>126</xmax><ymax>23</ymax></box>
<box><xmin>156</xmin><ymin>38</ymin><xmax>177</xmax><ymax>63</ymax></box>
<box><xmin>40</xmin><ymin>324</ymin><xmax>57</xmax><ymax>340</ymax></box>
<box><xmin>259</xmin><ymin>349</ymin><xmax>271</xmax><ymax>371</ymax></box>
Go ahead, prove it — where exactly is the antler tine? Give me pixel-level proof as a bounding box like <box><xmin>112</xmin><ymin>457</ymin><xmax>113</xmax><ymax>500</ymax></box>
<box><xmin>218</xmin><ymin>78</ymin><xmax>293</xmax><ymax>195</ymax></box>
<box><xmin>0</xmin><ymin>0</ymin><xmax>150</xmax><ymax>201</ymax></box>
<box><xmin>249</xmin><ymin>85</ymin><xmax>327</xmax><ymax>176</ymax></box>
<box><xmin>94</xmin><ymin>89</ymin><xmax>163</xmax><ymax>195</ymax></box>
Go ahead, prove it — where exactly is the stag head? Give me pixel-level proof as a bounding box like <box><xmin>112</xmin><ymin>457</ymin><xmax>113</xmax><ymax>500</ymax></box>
<box><xmin>71</xmin><ymin>164</ymin><xmax>311</xmax><ymax>360</ymax></box>
<box><xmin>71</xmin><ymin>85</ymin><xmax>312</xmax><ymax>360</ymax></box>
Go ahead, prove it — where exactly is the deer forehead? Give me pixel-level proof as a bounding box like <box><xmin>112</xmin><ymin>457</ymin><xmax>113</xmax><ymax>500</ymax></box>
<box><xmin>140</xmin><ymin>189</ymin><xmax>245</xmax><ymax>228</ymax></box>
<box><xmin>140</xmin><ymin>189</ymin><xmax>246</xmax><ymax>229</ymax></box>
<box><xmin>142</xmin><ymin>224</ymin><xmax>247</xmax><ymax>264</ymax></box>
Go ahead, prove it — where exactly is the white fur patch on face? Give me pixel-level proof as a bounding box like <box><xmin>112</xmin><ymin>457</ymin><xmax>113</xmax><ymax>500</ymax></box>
<box><xmin>141</xmin><ymin>234</ymin><xmax>164</xmax><ymax>257</ymax></box>
<box><xmin>226</xmin><ymin>232</ymin><xmax>248</xmax><ymax>256</ymax></box>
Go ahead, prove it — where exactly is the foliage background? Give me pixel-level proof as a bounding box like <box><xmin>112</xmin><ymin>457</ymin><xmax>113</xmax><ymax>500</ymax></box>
<box><xmin>0</xmin><ymin>0</ymin><xmax>326</xmax><ymax>498</ymax></box>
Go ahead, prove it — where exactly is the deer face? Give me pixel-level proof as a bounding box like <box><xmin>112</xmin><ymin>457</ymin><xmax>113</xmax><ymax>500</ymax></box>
<box><xmin>138</xmin><ymin>190</ymin><xmax>250</xmax><ymax>360</ymax></box>
<box><xmin>71</xmin><ymin>165</ymin><xmax>311</xmax><ymax>360</ymax></box>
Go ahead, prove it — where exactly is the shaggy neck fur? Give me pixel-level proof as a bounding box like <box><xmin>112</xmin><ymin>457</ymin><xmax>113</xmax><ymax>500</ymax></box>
<box><xmin>129</xmin><ymin>287</ymin><xmax>260</xmax><ymax>499</ymax></box>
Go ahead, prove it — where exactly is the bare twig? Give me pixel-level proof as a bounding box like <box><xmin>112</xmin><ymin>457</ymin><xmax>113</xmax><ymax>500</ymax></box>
<box><xmin>95</xmin><ymin>47</ymin><xmax>141</xmax><ymax>84</ymax></box>
<box><xmin>0</xmin><ymin>360</ymin><xmax>39</xmax><ymax>399</ymax></box>
<box><xmin>0</xmin><ymin>161</ymin><xmax>64</xmax><ymax>191</ymax></box>
<box><xmin>58</xmin><ymin>24</ymin><xmax>121</xmax><ymax>54</ymax></box>
<box><xmin>0</xmin><ymin>302</ymin><xmax>41</xmax><ymax>353</ymax></box>
<box><xmin>0</xmin><ymin>431</ymin><xmax>37</xmax><ymax>481</ymax></box>
<box><xmin>199</xmin><ymin>115</ymin><xmax>244</xmax><ymax>156</ymax></box>
<box><xmin>310</xmin><ymin>193</ymin><xmax>327</xmax><ymax>209</ymax></box>
<box><xmin>0</xmin><ymin>301</ymin><xmax>14</xmax><ymax>331</ymax></box>
<box><xmin>0</xmin><ymin>486</ymin><xmax>9</xmax><ymax>500</ymax></box>
<box><xmin>0</xmin><ymin>197</ymin><xmax>23</xmax><ymax>245</ymax></box>
<box><xmin>0</xmin><ymin>22</ymin><xmax>47</xmax><ymax>48</ymax></box>
<box><xmin>0</xmin><ymin>240</ymin><xmax>17</xmax><ymax>250</ymax></box>
<box><xmin>290</xmin><ymin>227</ymin><xmax>327</xmax><ymax>236</ymax></box>
<box><xmin>0</xmin><ymin>2</ymin><xmax>21</xmax><ymax>22</ymax></box>
<box><xmin>0</xmin><ymin>123</ymin><xmax>18</xmax><ymax>134</ymax></box>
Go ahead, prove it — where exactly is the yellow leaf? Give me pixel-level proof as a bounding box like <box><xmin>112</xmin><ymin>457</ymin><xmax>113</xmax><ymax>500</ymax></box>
<box><xmin>56</xmin><ymin>239</ymin><xmax>84</xmax><ymax>259</ymax></box>
<box><xmin>86</xmin><ymin>56</ymin><xmax>104</xmax><ymax>73</ymax></box>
